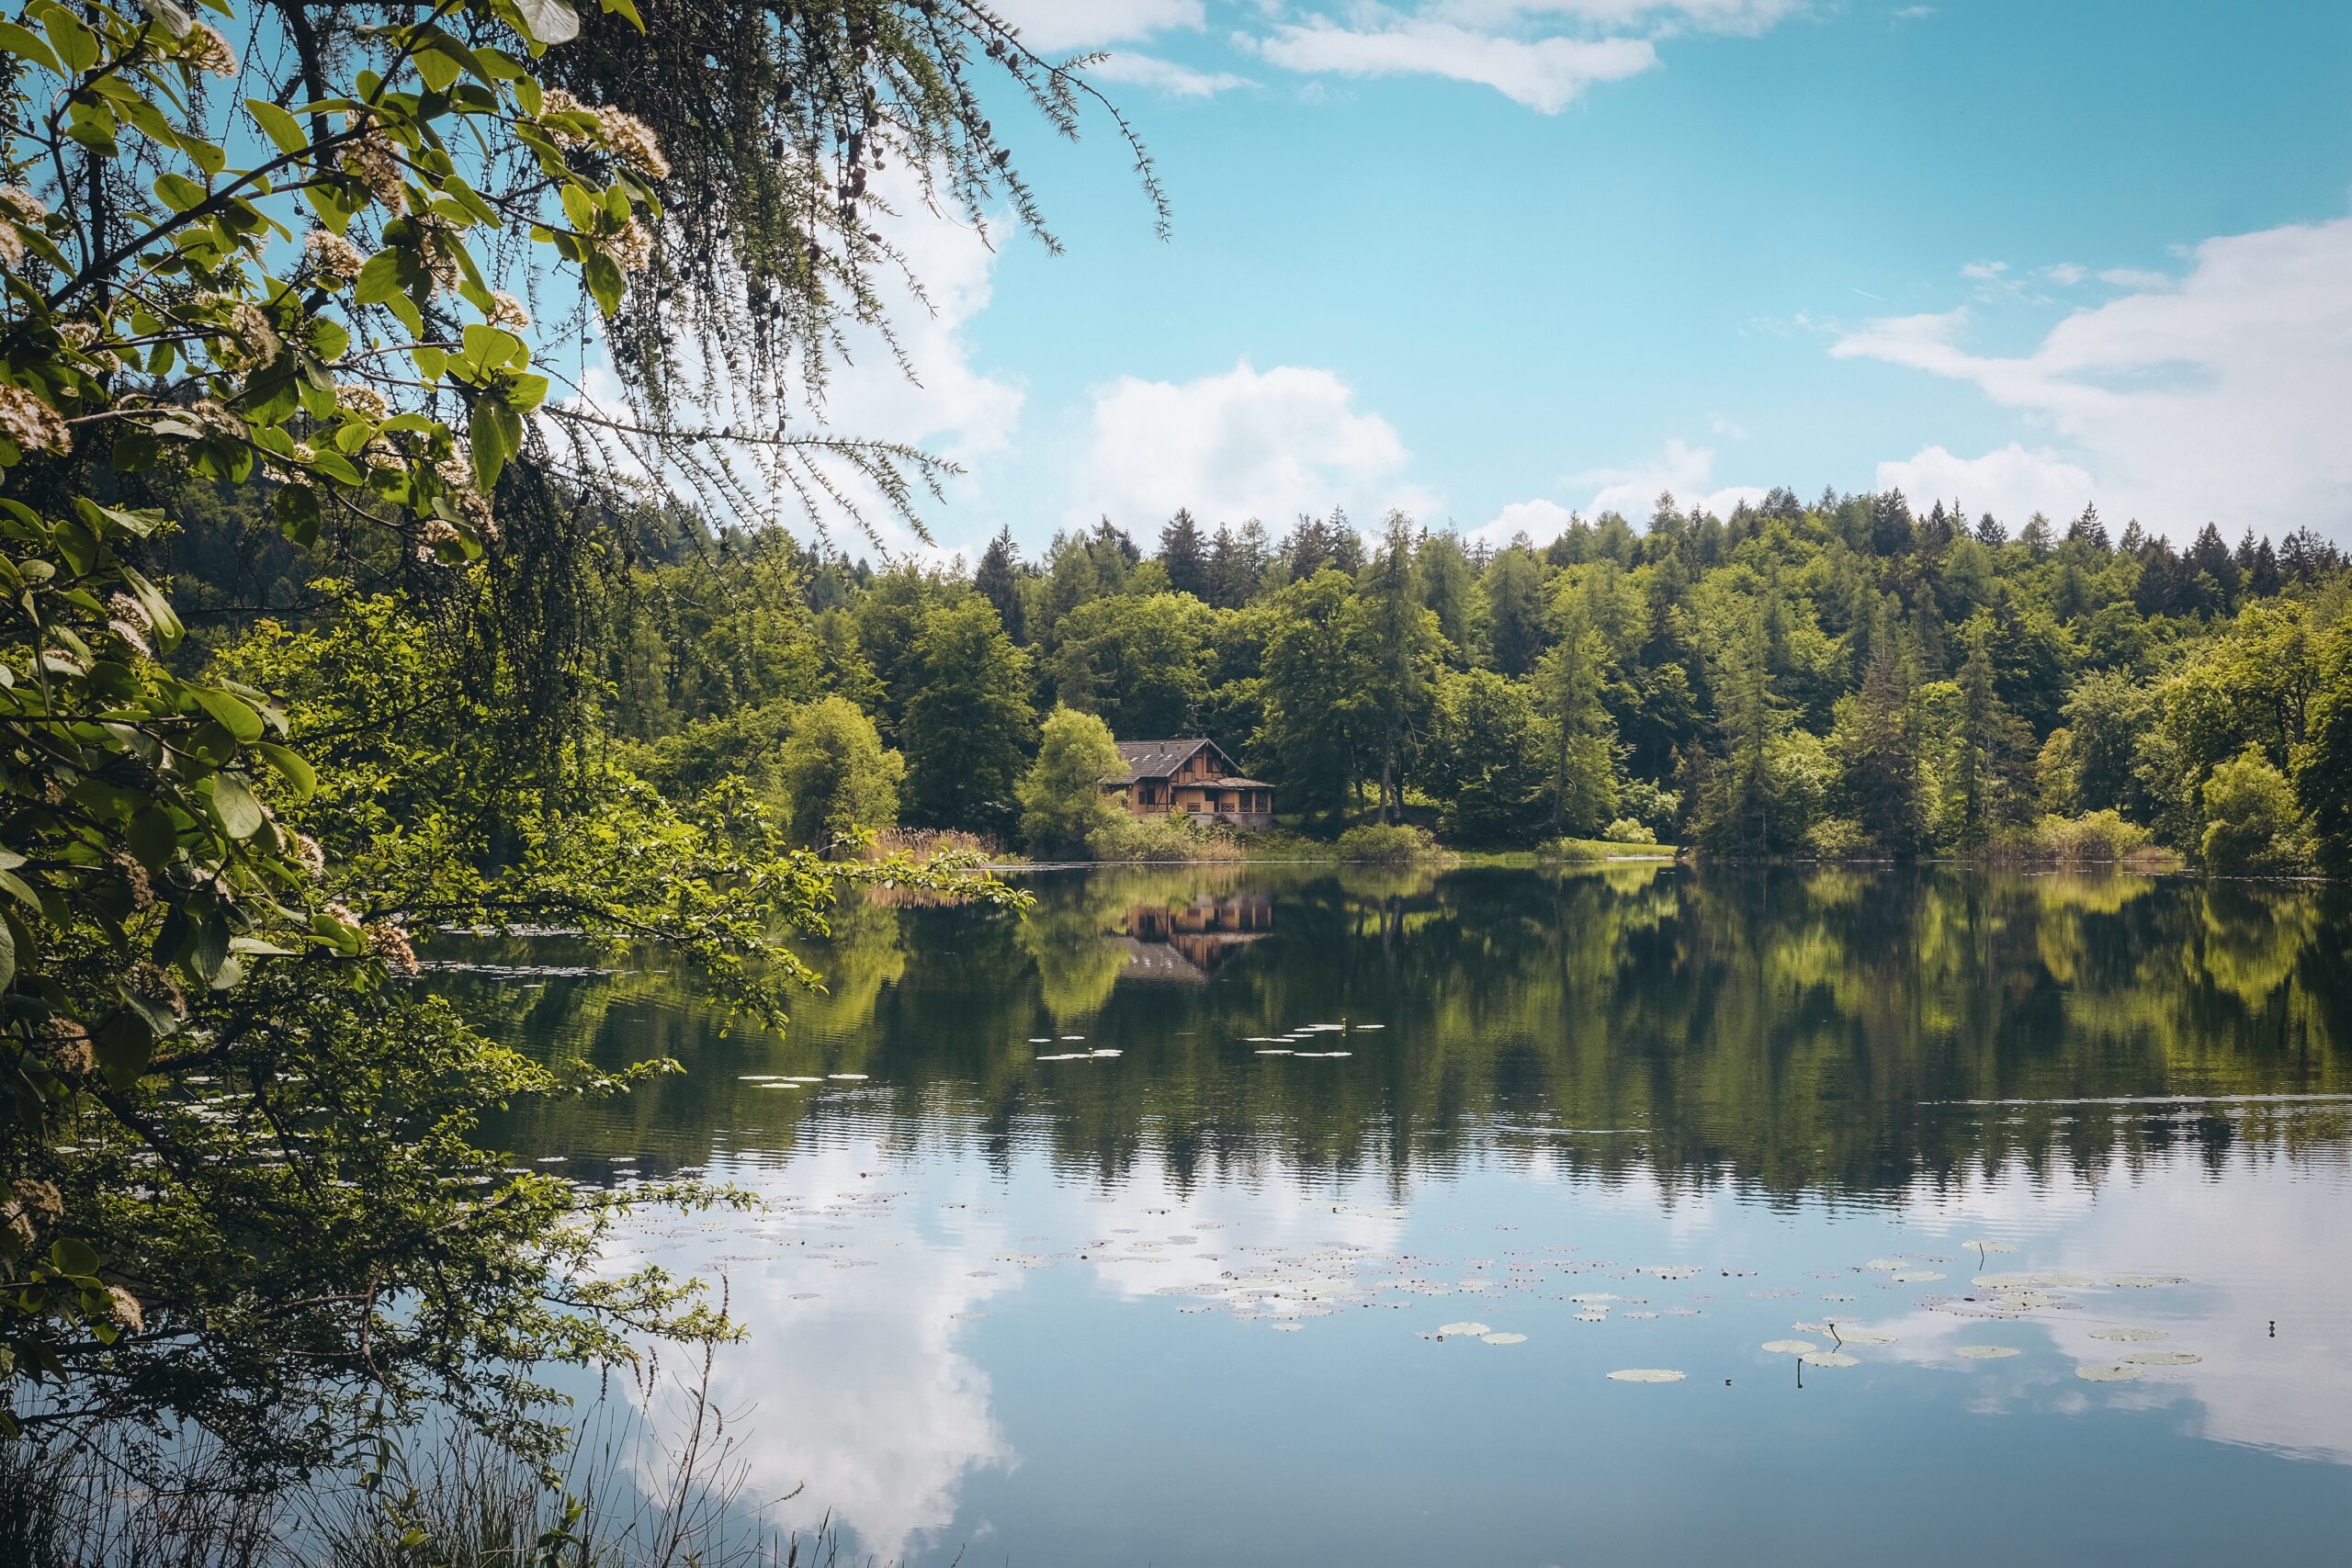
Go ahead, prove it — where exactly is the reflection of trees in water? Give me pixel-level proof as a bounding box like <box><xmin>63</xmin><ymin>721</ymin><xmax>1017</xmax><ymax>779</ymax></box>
<box><xmin>481</xmin><ymin>867</ymin><xmax>2352</xmax><ymax>1201</ymax></box>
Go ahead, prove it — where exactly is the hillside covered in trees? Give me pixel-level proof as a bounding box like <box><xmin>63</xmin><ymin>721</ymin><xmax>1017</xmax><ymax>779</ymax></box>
<box><xmin>401</xmin><ymin>487</ymin><xmax>2352</xmax><ymax>871</ymax></box>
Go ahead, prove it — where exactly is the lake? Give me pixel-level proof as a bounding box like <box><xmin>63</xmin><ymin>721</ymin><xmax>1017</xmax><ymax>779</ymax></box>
<box><xmin>451</xmin><ymin>863</ymin><xmax>2352</xmax><ymax>1566</ymax></box>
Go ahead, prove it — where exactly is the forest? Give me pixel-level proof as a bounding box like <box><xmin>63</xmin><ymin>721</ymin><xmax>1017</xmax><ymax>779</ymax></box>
<box><xmin>380</xmin><ymin>486</ymin><xmax>2351</xmax><ymax>871</ymax></box>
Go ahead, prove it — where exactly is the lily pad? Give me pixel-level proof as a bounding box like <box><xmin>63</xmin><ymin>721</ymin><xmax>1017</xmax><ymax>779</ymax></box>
<box><xmin>1435</xmin><ymin>1321</ymin><xmax>1492</xmax><ymax>1338</ymax></box>
<box><xmin>1962</xmin><ymin>1239</ymin><xmax>2017</xmax><ymax>1255</ymax></box>
<box><xmin>2090</xmin><ymin>1326</ymin><xmax>2167</xmax><ymax>1342</ymax></box>
<box><xmin>1803</xmin><ymin>1351</ymin><xmax>1860</xmax><ymax>1368</ymax></box>
<box><xmin>1481</xmin><ymin>1332</ymin><xmax>1527</xmax><ymax>1345</ymax></box>
<box><xmin>1891</xmin><ymin>1271</ymin><xmax>1946</xmax><ymax>1284</ymax></box>
<box><xmin>2109</xmin><ymin>1273</ymin><xmax>2188</xmax><ymax>1289</ymax></box>
<box><xmin>1761</xmin><ymin>1339</ymin><xmax>1817</xmax><ymax>1355</ymax></box>
<box><xmin>2075</xmin><ymin>1363</ymin><xmax>2143</xmax><ymax>1382</ymax></box>
<box><xmin>2123</xmin><ymin>1350</ymin><xmax>2201</xmax><ymax>1366</ymax></box>
<box><xmin>1954</xmin><ymin>1345</ymin><xmax>2021</xmax><ymax>1359</ymax></box>
<box><xmin>1607</xmin><ymin>1368</ymin><xmax>1685</xmax><ymax>1382</ymax></box>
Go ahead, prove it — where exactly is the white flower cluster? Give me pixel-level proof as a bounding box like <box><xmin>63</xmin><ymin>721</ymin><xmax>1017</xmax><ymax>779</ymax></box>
<box><xmin>0</xmin><ymin>383</ymin><xmax>71</xmax><ymax>456</ymax></box>
<box><xmin>0</xmin><ymin>186</ymin><xmax>47</xmax><ymax>269</ymax></box>
<box><xmin>537</xmin><ymin>86</ymin><xmax>670</xmax><ymax>178</ymax></box>
<box><xmin>334</xmin><ymin>382</ymin><xmax>390</xmax><ymax>421</ymax></box>
<box><xmin>304</xmin><ymin>227</ymin><xmax>367</xmax><ymax>283</ymax></box>
<box><xmin>339</xmin><ymin>119</ymin><xmax>406</xmax><ymax>213</ymax></box>
<box><xmin>488</xmin><ymin>290</ymin><xmax>531</xmax><ymax>331</ymax></box>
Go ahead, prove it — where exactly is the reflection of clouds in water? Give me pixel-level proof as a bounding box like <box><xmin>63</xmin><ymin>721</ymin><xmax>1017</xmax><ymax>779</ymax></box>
<box><xmin>629</xmin><ymin>1138</ymin><xmax>1017</xmax><ymax>1564</ymax></box>
<box><xmin>1889</xmin><ymin>1150</ymin><xmax>2352</xmax><ymax>1463</ymax></box>
<box><xmin>600</xmin><ymin>1116</ymin><xmax>2351</xmax><ymax>1561</ymax></box>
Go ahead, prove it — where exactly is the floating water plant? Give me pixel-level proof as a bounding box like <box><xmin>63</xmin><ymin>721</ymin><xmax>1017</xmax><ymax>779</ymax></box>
<box><xmin>2122</xmin><ymin>1351</ymin><xmax>2201</xmax><ymax>1366</ymax></box>
<box><xmin>2089</xmin><ymin>1326</ymin><xmax>2166</xmax><ymax>1342</ymax></box>
<box><xmin>1954</xmin><ymin>1345</ymin><xmax>2020</xmax><ymax>1359</ymax></box>
<box><xmin>1606</xmin><ymin>1369</ymin><xmax>1685</xmax><ymax>1382</ymax></box>
<box><xmin>1761</xmin><ymin>1339</ymin><xmax>1816</xmax><ymax>1355</ymax></box>
<box><xmin>1481</xmin><ymin>1332</ymin><xmax>1527</xmax><ymax>1345</ymax></box>
<box><xmin>2075</xmin><ymin>1364</ymin><xmax>2143</xmax><ymax>1382</ymax></box>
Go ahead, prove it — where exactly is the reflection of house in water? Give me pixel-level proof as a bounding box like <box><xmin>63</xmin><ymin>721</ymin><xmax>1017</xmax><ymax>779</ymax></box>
<box><xmin>1114</xmin><ymin>895</ymin><xmax>1274</xmax><ymax>983</ymax></box>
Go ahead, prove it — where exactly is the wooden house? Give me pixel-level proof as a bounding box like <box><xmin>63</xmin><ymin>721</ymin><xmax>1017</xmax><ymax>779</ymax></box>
<box><xmin>1106</xmin><ymin>739</ymin><xmax>1273</xmax><ymax>829</ymax></box>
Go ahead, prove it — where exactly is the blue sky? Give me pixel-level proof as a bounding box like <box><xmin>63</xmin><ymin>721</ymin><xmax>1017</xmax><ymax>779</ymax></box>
<box><xmin>802</xmin><ymin>2</ymin><xmax>2352</xmax><ymax>558</ymax></box>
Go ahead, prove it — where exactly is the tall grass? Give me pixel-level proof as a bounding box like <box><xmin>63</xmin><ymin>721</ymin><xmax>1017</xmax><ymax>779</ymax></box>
<box><xmin>2</xmin><ymin>1350</ymin><xmax>873</xmax><ymax>1568</ymax></box>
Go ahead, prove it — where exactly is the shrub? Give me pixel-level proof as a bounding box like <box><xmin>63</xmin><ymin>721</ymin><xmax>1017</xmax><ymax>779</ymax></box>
<box><xmin>1089</xmin><ymin>813</ymin><xmax>1245</xmax><ymax>862</ymax></box>
<box><xmin>2199</xmin><ymin>746</ymin><xmax>2312</xmax><ymax>874</ymax></box>
<box><xmin>1802</xmin><ymin>816</ymin><xmax>1870</xmax><ymax>860</ymax></box>
<box><xmin>1601</xmin><ymin>817</ymin><xmax>1657</xmax><ymax>845</ymax></box>
<box><xmin>1335</xmin><ymin>823</ymin><xmax>1440</xmax><ymax>863</ymax></box>
<box><xmin>2034</xmin><ymin>809</ymin><xmax>2154</xmax><ymax>863</ymax></box>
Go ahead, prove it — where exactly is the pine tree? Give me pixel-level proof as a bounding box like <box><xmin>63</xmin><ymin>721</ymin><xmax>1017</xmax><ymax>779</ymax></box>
<box><xmin>1159</xmin><ymin>509</ymin><xmax>1209</xmax><ymax>600</ymax></box>
<box><xmin>974</xmin><ymin>525</ymin><xmax>1026</xmax><ymax>645</ymax></box>
<box><xmin>1361</xmin><ymin>512</ymin><xmax>1445</xmax><ymax>821</ymax></box>
<box><xmin>1534</xmin><ymin>595</ymin><xmax>1619</xmax><ymax>836</ymax></box>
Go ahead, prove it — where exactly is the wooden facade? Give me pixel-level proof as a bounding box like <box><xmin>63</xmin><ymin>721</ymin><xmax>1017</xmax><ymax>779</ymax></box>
<box><xmin>1106</xmin><ymin>739</ymin><xmax>1273</xmax><ymax>829</ymax></box>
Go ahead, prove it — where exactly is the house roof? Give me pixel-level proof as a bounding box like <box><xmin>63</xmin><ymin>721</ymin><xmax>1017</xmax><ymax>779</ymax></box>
<box><xmin>1111</xmin><ymin>738</ymin><xmax>1226</xmax><ymax>784</ymax></box>
<box><xmin>1204</xmin><ymin>776</ymin><xmax>1272</xmax><ymax>790</ymax></box>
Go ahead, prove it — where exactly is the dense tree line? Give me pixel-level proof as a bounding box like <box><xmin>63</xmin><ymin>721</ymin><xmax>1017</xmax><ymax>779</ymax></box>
<box><xmin>599</xmin><ymin>490</ymin><xmax>2352</xmax><ymax>870</ymax></box>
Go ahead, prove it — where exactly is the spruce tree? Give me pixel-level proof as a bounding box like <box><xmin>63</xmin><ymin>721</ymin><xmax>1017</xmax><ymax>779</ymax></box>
<box><xmin>1159</xmin><ymin>509</ymin><xmax>1210</xmax><ymax>600</ymax></box>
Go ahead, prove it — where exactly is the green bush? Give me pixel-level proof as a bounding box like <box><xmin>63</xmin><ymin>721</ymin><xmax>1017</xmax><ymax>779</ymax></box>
<box><xmin>1602</xmin><ymin>817</ymin><xmax>1657</xmax><ymax>845</ymax></box>
<box><xmin>2199</xmin><ymin>746</ymin><xmax>2312</xmax><ymax>874</ymax></box>
<box><xmin>2035</xmin><ymin>809</ymin><xmax>2154</xmax><ymax>863</ymax></box>
<box><xmin>1088</xmin><ymin>812</ymin><xmax>1245</xmax><ymax>863</ymax></box>
<box><xmin>1335</xmin><ymin>823</ymin><xmax>1440</xmax><ymax>863</ymax></box>
<box><xmin>1802</xmin><ymin>816</ymin><xmax>1871</xmax><ymax>860</ymax></box>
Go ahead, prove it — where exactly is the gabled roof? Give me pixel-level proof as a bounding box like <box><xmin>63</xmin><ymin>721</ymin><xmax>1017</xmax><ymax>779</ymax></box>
<box><xmin>1110</xmin><ymin>738</ymin><xmax>1231</xmax><ymax>784</ymax></box>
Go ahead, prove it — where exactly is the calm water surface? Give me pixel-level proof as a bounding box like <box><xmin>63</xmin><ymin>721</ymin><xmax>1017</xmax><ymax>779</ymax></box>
<box><xmin>456</xmin><ymin>864</ymin><xmax>2352</xmax><ymax>1565</ymax></box>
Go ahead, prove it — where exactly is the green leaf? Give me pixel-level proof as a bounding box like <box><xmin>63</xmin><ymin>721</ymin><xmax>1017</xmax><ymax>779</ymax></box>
<box><xmin>93</xmin><ymin>1013</ymin><xmax>153</xmax><ymax>1089</ymax></box>
<box><xmin>191</xmin><ymin>687</ymin><xmax>265</xmax><ymax>742</ymax></box>
<box><xmin>128</xmin><ymin>806</ymin><xmax>179</xmax><ymax>869</ymax></box>
<box><xmin>117</xmin><ymin>567</ymin><xmax>184</xmax><ymax>651</ymax></box>
<box><xmin>0</xmin><ymin>20</ymin><xmax>63</xmax><ymax>76</ymax></box>
<box><xmin>584</xmin><ymin>251</ymin><xmax>625</xmax><ymax>320</ymax></box>
<box><xmin>254</xmin><ymin>741</ymin><xmax>317</xmax><ymax>801</ymax></box>
<box><xmin>153</xmin><ymin>172</ymin><xmax>207</xmax><ymax>212</ymax></box>
<box><xmin>247</xmin><ymin>97</ymin><xmax>306</xmax><ymax>155</ymax></box>
<box><xmin>188</xmin><ymin>915</ymin><xmax>231</xmax><ymax>982</ymax></box>
<box><xmin>209</xmin><ymin>772</ymin><xmax>266</xmax><ymax>840</ymax></box>
<box><xmin>275</xmin><ymin>483</ymin><xmax>321</xmax><ymax>547</ymax></box>
<box><xmin>469</xmin><ymin>393</ymin><xmax>515</xmax><ymax>491</ymax></box>
<box><xmin>47</xmin><ymin>1238</ymin><xmax>99</xmax><ymax>1280</ymax></box>
<box><xmin>0</xmin><ymin>915</ymin><xmax>13</xmax><ymax>994</ymax></box>
<box><xmin>40</xmin><ymin>6</ymin><xmax>97</xmax><ymax>73</ymax></box>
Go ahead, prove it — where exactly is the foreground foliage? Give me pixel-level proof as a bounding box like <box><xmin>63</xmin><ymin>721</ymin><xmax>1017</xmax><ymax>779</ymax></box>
<box><xmin>0</xmin><ymin>0</ymin><xmax>1102</xmax><ymax>1478</ymax></box>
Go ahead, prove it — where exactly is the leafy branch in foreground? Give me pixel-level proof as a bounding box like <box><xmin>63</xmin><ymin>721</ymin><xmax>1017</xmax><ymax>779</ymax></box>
<box><xmin>0</xmin><ymin>0</ymin><xmax>1058</xmax><ymax>1472</ymax></box>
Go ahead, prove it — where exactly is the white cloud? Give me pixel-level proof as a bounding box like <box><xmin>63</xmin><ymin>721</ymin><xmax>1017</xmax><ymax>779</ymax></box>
<box><xmin>1087</xmin><ymin>50</ymin><xmax>1250</xmax><ymax>96</ymax></box>
<box><xmin>1961</xmin><ymin>259</ymin><xmax>2008</xmax><ymax>280</ymax></box>
<box><xmin>991</xmin><ymin>0</ymin><xmax>1204</xmax><ymax>51</ymax></box>
<box><xmin>1474</xmin><ymin>497</ymin><xmax>1580</xmax><ymax>544</ymax></box>
<box><xmin>1078</xmin><ymin>360</ymin><xmax>1434</xmax><ymax>529</ymax></box>
<box><xmin>1873</xmin><ymin>443</ymin><xmax>2096</xmax><ymax>528</ymax></box>
<box><xmin>1834</xmin><ymin>212</ymin><xmax>2352</xmax><ymax>538</ymax></box>
<box><xmin>1252</xmin><ymin>18</ymin><xmax>1657</xmax><ymax>112</ymax></box>
<box><xmin>1245</xmin><ymin>2</ymin><xmax>1804</xmax><ymax>111</ymax></box>
<box><xmin>1580</xmin><ymin>436</ymin><xmax>1764</xmax><ymax>521</ymax></box>
<box><xmin>1434</xmin><ymin>0</ymin><xmax>1802</xmax><ymax>32</ymax></box>
<box><xmin>2098</xmin><ymin>265</ymin><xmax>2176</xmax><ymax>291</ymax></box>
<box><xmin>2041</xmin><ymin>261</ymin><xmax>2087</xmax><ymax>286</ymax></box>
<box><xmin>1474</xmin><ymin>437</ymin><xmax>1763</xmax><ymax>543</ymax></box>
